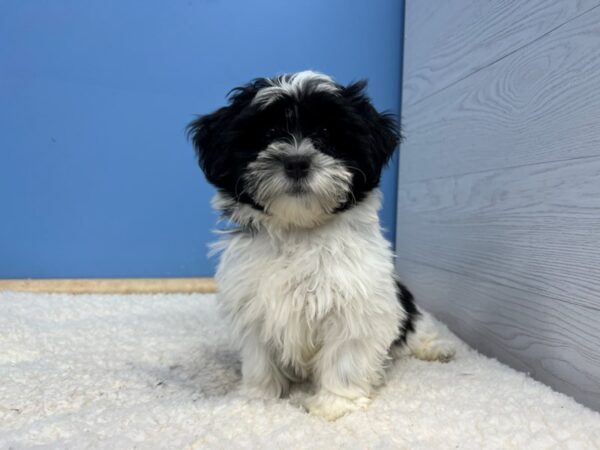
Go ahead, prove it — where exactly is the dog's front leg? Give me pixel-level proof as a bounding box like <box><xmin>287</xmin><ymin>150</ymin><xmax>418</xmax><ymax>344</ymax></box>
<box><xmin>240</xmin><ymin>332</ymin><xmax>289</xmax><ymax>399</ymax></box>
<box><xmin>304</xmin><ymin>337</ymin><xmax>384</xmax><ymax>421</ymax></box>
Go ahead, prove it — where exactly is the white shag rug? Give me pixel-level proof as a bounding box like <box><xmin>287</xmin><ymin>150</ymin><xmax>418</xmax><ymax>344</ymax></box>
<box><xmin>1</xmin><ymin>292</ymin><xmax>599</xmax><ymax>449</ymax></box>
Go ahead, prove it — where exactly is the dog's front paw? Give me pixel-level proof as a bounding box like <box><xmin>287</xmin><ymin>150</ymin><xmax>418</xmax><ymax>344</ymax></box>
<box><xmin>303</xmin><ymin>391</ymin><xmax>370</xmax><ymax>421</ymax></box>
<box><xmin>242</xmin><ymin>378</ymin><xmax>288</xmax><ymax>400</ymax></box>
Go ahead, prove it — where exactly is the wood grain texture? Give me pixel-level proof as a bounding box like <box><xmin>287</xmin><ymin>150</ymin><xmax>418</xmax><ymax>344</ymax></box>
<box><xmin>396</xmin><ymin>154</ymin><xmax>600</xmax><ymax>410</ymax></box>
<box><xmin>399</xmin><ymin>1</ymin><xmax>600</xmax><ymax>410</ymax></box>
<box><xmin>397</xmin><ymin>156</ymin><xmax>600</xmax><ymax>311</ymax></box>
<box><xmin>401</xmin><ymin>5</ymin><xmax>600</xmax><ymax>182</ymax></box>
<box><xmin>403</xmin><ymin>0</ymin><xmax>600</xmax><ymax>106</ymax></box>
<box><xmin>395</xmin><ymin>259</ymin><xmax>600</xmax><ymax>411</ymax></box>
<box><xmin>0</xmin><ymin>278</ymin><xmax>217</xmax><ymax>294</ymax></box>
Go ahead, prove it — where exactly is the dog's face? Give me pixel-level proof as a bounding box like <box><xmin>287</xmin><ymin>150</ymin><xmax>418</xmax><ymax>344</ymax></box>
<box><xmin>188</xmin><ymin>71</ymin><xmax>399</xmax><ymax>228</ymax></box>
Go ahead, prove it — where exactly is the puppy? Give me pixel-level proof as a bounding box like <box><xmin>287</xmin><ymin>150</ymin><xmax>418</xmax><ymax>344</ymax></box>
<box><xmin>188</xmin><ymin>71</ymin><xmax>454</xmax><ymax>420</ymax></box>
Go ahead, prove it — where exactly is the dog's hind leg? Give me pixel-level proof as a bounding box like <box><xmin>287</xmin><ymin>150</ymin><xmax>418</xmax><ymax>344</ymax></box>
<box><xmin>394</xmin><ymin>281</ymin><xmax>455</xmax><ymax>362</ymax></box>
<box><xmin>404</xmin><ymin>312</ymin><xmax>455</xmax><ymax>362</ymax></box>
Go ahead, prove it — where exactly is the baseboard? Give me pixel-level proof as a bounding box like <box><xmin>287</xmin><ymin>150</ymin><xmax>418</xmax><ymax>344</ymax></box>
<box><xmin>0</xmin><ymin>278</ymin><xmax>217</xmax><ymax>294</ymax></box>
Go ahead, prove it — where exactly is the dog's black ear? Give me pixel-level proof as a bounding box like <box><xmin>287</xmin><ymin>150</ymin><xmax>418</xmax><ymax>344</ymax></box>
<box><xmin>187</xmin><ymin>80</ymin><xmax>267</xmax><ymax>187</ymax></box>
<box><xmin>187</xmin><ymin>106</ymin><xmax>232</xmax><ymax>186</ymax></box>
<box><xmin>342</xmin><ymin>80</ymin><xmax>401</xmax><ymax>166</ymax></box>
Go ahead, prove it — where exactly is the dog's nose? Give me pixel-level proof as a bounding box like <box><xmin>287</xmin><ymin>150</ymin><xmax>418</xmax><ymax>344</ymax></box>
<box><xmin>283</xmin><ymin>155</ymin><xmax>311</xmax><ymax>180</ymax></box>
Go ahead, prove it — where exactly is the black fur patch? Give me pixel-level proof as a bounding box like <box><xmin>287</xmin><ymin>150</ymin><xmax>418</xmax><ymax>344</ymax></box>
<box><xmin>394</xmin><ymin>280</ymin><xmax>420</xmax><ymax>345</ymax></box>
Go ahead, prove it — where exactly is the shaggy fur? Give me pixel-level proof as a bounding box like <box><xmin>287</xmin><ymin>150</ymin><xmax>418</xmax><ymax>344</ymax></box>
<box><xmin>188</xmin><ymin>71</ymin><xmax>454</xmax><ymax>420</ymax></box>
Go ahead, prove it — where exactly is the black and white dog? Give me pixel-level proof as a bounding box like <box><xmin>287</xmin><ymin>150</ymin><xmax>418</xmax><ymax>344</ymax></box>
<box><xmin>188</xmin><ymin>71</ymin><xmax>454</xmax><ymax>420</ymax></box>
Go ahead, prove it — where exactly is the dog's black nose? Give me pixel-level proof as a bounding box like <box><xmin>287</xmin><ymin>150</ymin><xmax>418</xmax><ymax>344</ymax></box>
<box><xmin>283</xmin><ymin>155</ymin><xmax>311</xmax><ymax>180</ymax></box>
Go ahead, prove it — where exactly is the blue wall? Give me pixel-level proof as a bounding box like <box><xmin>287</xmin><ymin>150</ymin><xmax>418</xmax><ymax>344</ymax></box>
<box><xmin>0</xmin><ymin>0</ymin><xmax>403</xmax><ymax>278</ymax></box>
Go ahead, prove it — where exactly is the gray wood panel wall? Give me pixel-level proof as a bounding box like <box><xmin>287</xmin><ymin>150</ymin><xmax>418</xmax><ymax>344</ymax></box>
<box><xmin>397</xmin><ymin>0</ymin><xmax>600</xmax><ymax>411</ymax></box>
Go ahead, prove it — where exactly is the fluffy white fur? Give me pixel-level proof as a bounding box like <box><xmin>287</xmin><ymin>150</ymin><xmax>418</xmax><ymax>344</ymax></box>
<box><xmin>213</xmin><ymin>190</ymin><xmax>454</xmax><ymax>420</ymax></box>
<box><xmin>251</xmin><ymin>71</ymin><xmax>340</xmax><ymax>108</ymax></box>
<box><xmin>191</xmin><ymin>70</ymin><xmax>455</xmax><ymax>420</ymax></box>
<box><xmin>244</xmin><ymin>138</ymin><xmax>353</xmax><ymax>228</ymax></box>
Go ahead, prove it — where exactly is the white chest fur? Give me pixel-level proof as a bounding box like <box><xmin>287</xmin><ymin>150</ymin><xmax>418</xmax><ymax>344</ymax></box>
<box><xmin>213</xmin><ymin>191</ymin><xmax>403</xmax><ymax>375</ymax></box>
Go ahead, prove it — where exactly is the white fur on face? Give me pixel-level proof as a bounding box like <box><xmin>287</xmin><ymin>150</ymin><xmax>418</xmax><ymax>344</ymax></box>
<box><xmin>251</xmin><ymin>70</ymin><xmax>340</xmax><ymax>108</ymax></box>
<box><xmin>242</xmin><ymin>138</ymin><xmax>353</xmax><ymax>229</ymax></box>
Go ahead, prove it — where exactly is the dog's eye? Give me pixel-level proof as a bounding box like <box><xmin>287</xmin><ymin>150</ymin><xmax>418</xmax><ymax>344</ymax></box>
<box><xmin>318</xmin><ymin>127</ymin><xmax>329</xmax><ymax>136</ymax></box>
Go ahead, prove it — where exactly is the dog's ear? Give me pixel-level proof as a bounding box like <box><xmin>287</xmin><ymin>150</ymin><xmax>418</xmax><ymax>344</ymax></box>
<box><xmin>341</xmin><ymin>80</ymin><xmax>401</xmax><ymax>167</ymax></box>
<box><xmin>187</xmin><ymin>106</ymin><xmax>232</xmax><ymax>186</ymax></box>
<box><xmin>187</xmin><ymin>81</ymin><xmax>265</xmax><ymax>187</ymax></box>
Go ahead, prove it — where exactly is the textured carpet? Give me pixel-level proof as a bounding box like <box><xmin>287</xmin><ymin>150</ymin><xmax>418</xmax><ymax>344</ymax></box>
<box><xmin>1</xmin><ymin>292</ymin><xmax>599</xmax><ymax>449</ymax></box>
